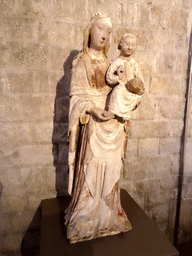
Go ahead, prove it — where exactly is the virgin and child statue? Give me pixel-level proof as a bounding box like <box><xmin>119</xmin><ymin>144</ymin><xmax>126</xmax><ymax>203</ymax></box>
<box><xmin>64</xmin><ymin>13</ymin><xmax>144</xmax><ymax>243</ymax></box>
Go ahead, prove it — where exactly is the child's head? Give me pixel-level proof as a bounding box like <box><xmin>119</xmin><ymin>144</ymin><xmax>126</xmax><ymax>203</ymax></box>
<box><xmin>126</xmin><ymin>78</ymin><xmax>145</xmax><ymax>95</ymax></box>
<box><xmin>118</xmin><ymin>33</ymin><xmax>137</xmax><ymax>57</ymax></box>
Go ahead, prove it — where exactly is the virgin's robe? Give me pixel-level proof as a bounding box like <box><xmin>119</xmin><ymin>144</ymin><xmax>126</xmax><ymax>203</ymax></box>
<box><xmin>65</xmin><ymin>52</ymin><xmax>132</xmax><ymax>243</ymax></box>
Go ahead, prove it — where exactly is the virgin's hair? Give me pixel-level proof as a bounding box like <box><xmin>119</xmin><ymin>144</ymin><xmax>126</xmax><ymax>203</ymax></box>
<box><xmin>83</xmin><ymin>13</ymin><xmax>112</xmax><ymax>56</ymax></box>
<box><xmin>72</xmin><ymin>14</ymin><xmax>112</xmax><ymax>67</ymax></box>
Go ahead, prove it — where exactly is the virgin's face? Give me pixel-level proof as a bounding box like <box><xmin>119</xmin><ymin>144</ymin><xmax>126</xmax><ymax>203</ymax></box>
<box><xmin>90</xmin><ymin>17</ymin><xmax>112</xmax><ymax>51</ymax></box>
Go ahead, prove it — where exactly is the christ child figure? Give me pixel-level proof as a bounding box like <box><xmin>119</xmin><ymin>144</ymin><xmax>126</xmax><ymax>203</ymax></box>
<box><xmin>106</xmin><ymin>33</ymin><xmax>145</xmax><ymax>120</ymax></box>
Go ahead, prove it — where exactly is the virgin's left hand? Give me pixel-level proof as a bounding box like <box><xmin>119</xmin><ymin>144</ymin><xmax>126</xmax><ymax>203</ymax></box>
<box><xmin>90</xmin><ymin>107</ymin><xmax>115</xmax><ymax>121</ymax></box>
<box><xmin>101</xmin><ymin>110</ymin><xmax>115</xmax><ymax>120</ymax></box>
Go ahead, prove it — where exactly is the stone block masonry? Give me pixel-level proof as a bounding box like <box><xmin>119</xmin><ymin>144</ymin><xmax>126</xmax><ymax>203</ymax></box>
<box><xmin>0</xmin><ymin>0</ymin><xmax>192</xmax><ymax>253</ymax></box>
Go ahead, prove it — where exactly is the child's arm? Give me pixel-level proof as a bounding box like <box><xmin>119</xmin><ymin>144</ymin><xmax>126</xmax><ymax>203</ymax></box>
<box><xmin>116</xmin><ymin>65</ymin><xmax>125</xmax><ymax>81</ymax></box>
<box><xmin>106</xmin><ymin>59</ymin><xmax>125</xmax><ymax>86</ymax></box>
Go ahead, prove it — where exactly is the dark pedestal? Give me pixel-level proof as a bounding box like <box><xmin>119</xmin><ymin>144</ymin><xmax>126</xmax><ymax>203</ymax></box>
<box><xmin>40</xmin><ymin>189</ymin><xmax>179</xmax><ymax>256</ymax></box>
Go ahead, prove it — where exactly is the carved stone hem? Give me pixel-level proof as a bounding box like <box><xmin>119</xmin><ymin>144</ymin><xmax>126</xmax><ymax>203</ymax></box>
<box><xmin>69</xmin><ymin>220</ymin><xmax>132</xmax><ymax>244</ymax></box>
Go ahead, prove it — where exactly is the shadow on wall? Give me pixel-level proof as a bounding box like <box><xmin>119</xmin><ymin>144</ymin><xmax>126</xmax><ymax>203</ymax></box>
<box><xmin>21</xmin><ymin>50</ymin><xmax>79</xmax><ymax>255</ymax></box>
<box><xmin>21</xmin><ymin>204</ymin><xmax>42</xmax><ymax>256</ymax></box>
<box><xmin>52</xmin><ymin>50</ymin><xmax>79</xmax><ymax>197</ymax></box>
<box><xmin>0</xmin><ymin>182</ymin><xmax>3</xmax><ymax>198</ymax></box>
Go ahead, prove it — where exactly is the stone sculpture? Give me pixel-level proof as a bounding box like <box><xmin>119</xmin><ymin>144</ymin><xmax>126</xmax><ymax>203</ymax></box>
<box><xmin>65</xmin><ymin>14</ymin><xmax>144</xmax><ymax>244</ymax></box>
<box><xmin>106</xmin><ymin>33</ymin><xmax>145</xmax><ymax>120</ymax></box>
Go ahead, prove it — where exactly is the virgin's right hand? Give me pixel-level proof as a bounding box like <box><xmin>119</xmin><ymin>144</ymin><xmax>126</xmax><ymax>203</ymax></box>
<box><xmin>89</xmin><ymin>107</ymin><xmax>115</xmax><ymax>121</ymax></box>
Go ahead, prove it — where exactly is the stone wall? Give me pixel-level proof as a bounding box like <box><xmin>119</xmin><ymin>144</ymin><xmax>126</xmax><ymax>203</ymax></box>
<box><xmin>0</xmin><ymin>0</ymin><xmax>192</xmax><ymax>253</ymax></box>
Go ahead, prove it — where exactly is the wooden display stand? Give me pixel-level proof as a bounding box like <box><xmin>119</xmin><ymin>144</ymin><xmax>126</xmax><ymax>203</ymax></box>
<box><xmin>40</xmin><ymin>190</ymin><xmax>179</xmax><ymax>256</ymax></box>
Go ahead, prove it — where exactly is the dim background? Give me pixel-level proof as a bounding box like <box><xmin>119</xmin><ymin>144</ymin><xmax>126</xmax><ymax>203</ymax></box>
<box><xmin>0</xmin><ymin>0</ymin><xmax>192</xmax><ymax>254</ymax></box>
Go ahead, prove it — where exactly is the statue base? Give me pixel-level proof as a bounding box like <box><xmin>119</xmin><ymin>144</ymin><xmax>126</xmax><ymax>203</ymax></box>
<box><xmin>69</xmin><ymin>221</ymin><xmax>132</xmax><ymax>244</ymax></box>
<box><xmin>40</xmin><ymin>189</ymin><xmax>179</xmax><ymax>256</ymax></box>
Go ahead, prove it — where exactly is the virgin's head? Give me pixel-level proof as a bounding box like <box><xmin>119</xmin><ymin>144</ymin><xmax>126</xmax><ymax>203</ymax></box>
<box><xmin>83</xmin><ymin>14</ymin><xmax>112</xmax><ymax>55</ymax></box>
